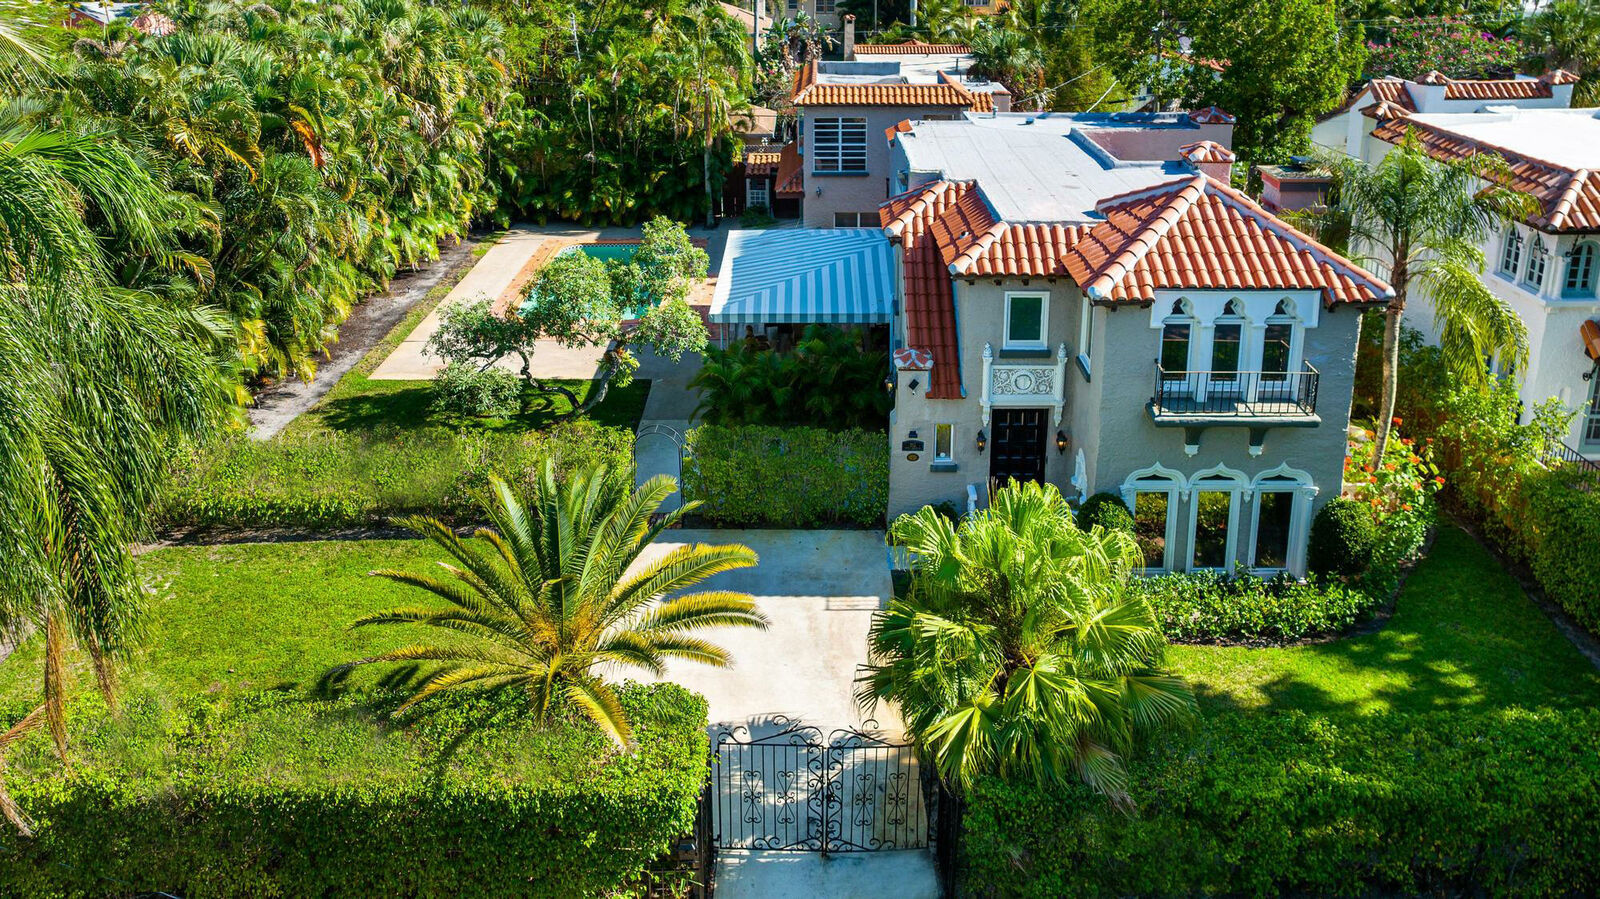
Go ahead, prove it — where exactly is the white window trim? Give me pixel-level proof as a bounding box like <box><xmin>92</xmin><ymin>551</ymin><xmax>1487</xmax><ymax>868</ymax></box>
<box><xmin>933</xmin><ymin>423</ymin><xmax>955</xmax><ymax>462</ymax></box>
<box><xmin>1185</xmin><ymin>464</ymin><xmax>1248</xmax><ymax>572</ymax></box>
<box><xmin>1077</xmin><ymin>298</ymin><xmax>1093</xmax><ymax>372</ymax></box>
<box><xmin>1498</xmin><ymin>228</ymin><xmax>1524</xmax><ymax>278</ymax></box>
<box><xmin>810</xmin><ymin>116</ymin><xmax>867</xmax><ymax>175</ymax></box>
<box><xmin>1004</xmin><ymin>291</ymin><xmax>1049</xmax><ymax>351</ymax></box>
<box><xmin>1120</xmin><ymin>464</ymin><xmax>1187</xmax><ymax>575</ymax></box>
<box><xmin>1565</xmin><ymin>241</ymin><xmax>1598</xmax><ymax>298</ymax></box>
<box><xmin>1524</xmin><ymin>236</ymin><xmax>1549</xmax><ymax>292</ymax></box>
<box><xmin>1246</xmin><ymin>464</ymin><xmax>1318</xmax><ymax>578</ymax></box>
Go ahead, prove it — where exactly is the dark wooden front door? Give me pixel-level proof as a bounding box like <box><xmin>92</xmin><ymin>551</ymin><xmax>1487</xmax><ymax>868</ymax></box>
<box><xmin>989</xmin><ymin>409</ymin><xmax>1047</xmax><ymax>486</ymax></box>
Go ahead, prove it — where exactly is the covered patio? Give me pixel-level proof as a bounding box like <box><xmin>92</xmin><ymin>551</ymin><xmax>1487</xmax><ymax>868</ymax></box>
<box><xmin>710</xmin><ymin>228</ymin><xmax>896</xmax><ymax>350</ymax></box>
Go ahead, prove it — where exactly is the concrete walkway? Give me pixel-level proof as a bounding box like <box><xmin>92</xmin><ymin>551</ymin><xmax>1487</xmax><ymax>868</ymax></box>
<box><xmin>715</xmin><ymin>850</ymin><xmax>940</xmax><ymax>899</ymax></box>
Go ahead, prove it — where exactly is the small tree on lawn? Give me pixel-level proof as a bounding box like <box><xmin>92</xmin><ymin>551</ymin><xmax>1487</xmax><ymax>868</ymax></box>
<box><xmin>427</xmin><ymin>217</ymin><xmax>709</xmax><ymax>418</ymax></box>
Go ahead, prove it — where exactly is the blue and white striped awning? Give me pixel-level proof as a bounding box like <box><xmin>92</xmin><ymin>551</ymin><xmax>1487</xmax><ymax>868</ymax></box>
<box><xmin>710</xmin><ymin>228</ymin><xmax>895</xmax><ymax>324</ymax></box>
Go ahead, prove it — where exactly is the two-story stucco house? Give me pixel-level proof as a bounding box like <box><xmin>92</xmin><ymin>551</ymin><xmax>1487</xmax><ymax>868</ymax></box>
<box><xmin>1313</xmin><ymin>70</ymin><xmax>1600</xmax><ymax>458</ymax></box>
<box><xmin>779</xmin><ymin>54</ymin><xmax>1009</xmax><ymax>228</ymax></box>
<box><xmin>877</xmin><ymin>111</ymin><xmax>1393</xmax><ymax>577</ymax></box>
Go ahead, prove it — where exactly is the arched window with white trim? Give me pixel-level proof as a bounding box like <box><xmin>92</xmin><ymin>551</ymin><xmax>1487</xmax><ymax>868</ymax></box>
<box><xmin>1160</xmin><ymin>299</ymin><xmax>1195</xmax><ymax>384</ymax></box>
<box><xmin>1565</xmin><ymin>242</ymin><xmax>1598</xmax><ymax>298</ymax></box>
<box><xmin>1211</xmin><ymin>299</ymin><xmax>1246</xmax><ymax>383</ymax></box>
<box><xmin>1187</xmin><ymin>465</ymin><xmax>1247</xmax><ymax>571</ymax></box>
<box><xmin>1249</xmin><ymin>465</ymin><xmax>1318</xmax><ymax>576</ymax></box>
<box><xmin>1525</xmin><ymin>236</ymin><xmax>1549</xmax><ymax>290</ymax></box>
<box><xmin>1120</xmin><ymin>465</ymin><xmax>1186</xmax><ymax>574</ymax></box>
<box><xmin>1499</xmin><ymin>228</ymin><xmax>1524</xmax><ymax>277</ymax></box>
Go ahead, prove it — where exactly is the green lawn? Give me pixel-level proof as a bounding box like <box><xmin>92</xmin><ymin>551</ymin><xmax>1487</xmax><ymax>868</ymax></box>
<box><xmin>0</xmin><ymin>540</ymin><xmax>455</xmax><ymax>704</ymax></box>
<box><xmin>1171</xmin><ymin>526</ymin><xmax>1600</xmax><ymax>718</ymax></box>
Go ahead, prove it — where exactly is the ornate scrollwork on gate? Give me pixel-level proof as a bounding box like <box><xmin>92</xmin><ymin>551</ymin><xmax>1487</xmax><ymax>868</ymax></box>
<box><xmin>711</xmin><ymin>720</ymin><xmax>929</xmax><ymax>854</ymax></box>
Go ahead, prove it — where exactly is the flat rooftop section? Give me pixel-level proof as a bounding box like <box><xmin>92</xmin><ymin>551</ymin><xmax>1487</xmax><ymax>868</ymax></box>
<box><xmin>898</xmin><ymin>112</ymin><xmax>1198</xmax><ymax>222</ymax></box>
<box><xmin>711</xmin><ymin>229</ymin><xmax>895</xmax><ymax>324</ymax></box>
<box><xmin>813</xmin><ymin>59</ymin><xmax>1004</xmax><ymax>95</ymax></box>
<box><xmin>1408</xmin><ymin>107</ymin><xmax>1600</xmax><ymax>170</ymax></box>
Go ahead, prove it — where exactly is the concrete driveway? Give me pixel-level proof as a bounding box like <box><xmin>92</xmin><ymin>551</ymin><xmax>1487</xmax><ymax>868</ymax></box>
<box><xmin>620</xmin><ymin>528</ymin><xmax>897</xmax><ymax>734</ymax></box>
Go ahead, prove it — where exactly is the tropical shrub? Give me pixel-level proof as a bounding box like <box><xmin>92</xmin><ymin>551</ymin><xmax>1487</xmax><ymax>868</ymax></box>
<box><xmin>681</xmin><ymin>425</ymin><xmax>888</xmax><ymax>527</ymax></box>
<box><xmin>346</xmin><ymin>464</ymin><xmax>765</xmax><ymax>745</ymax></box>
<box><xmin>1076</xmin><ymin>492</ymin><xmax>1133</xmax><ymax>534</ymax></box>
<box><xmin>1307</xmin><ymin>498</ymin><xmax>1377</xmax><ymax>579</ymax></box>
<box><xmin>1364</xmin><ymin>16</ymin><xmax>1525</xmax><ymax>80</ymax></box>
<box><xmin>1131</xmin><ymin>570</ymin><xmax>1383</xmax><ymax>644</ymax></box>
<box><xmin>962</xmin><ymin>708</ymin><xmax>1600</xmax><ymax>897</ymax></box>
<box><xmin>1436</xmin><ymin>380</ymin><xmax>1600</xmax><ymax>633</ymax></box>
<box><xmin>690</xmin><ymin>324</ymin><xmax>892</xmax><ymax>431</ymax></box>
<box><xmin>162</xmin><ymin>421</ymin><xmax>633</xmax><ymax>530</ymax></box>
<box><xmin>1344</xmin><ymin>425</ymin><xmax>1441</xmax><ymax>584</ymax></box>
<box><xmin>864</xmin><ymin>481</ymin><xmax>1195</xmax><ymax>799</ymax></box>
<box><xmin>430</xmin><ymin>362</ymin><xmax>523</xmax><ymax>418</ymax></box>
<box><xmin>0</xmin><ymin>684</ymin><xmax>710</xmax><ymax>897</ymax></box>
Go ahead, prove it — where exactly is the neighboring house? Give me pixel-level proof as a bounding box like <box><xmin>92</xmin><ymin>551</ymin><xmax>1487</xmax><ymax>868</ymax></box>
<box><xmin>785</xmin><ymin>53</ymin><xmax>1009</xmax><ymax>228</ymax></box>
<box><xmin>876</xmin><ymin>109</ymin><xmax>1392</xmax><ymax>578</ymax></box>
<box><xmin>1314</xmin><ymin>70</ymin><xmax>1600</xmax><ymax>457</ymax></box>
<box><xmin>68</xmin><ymin>1</ymin><xmax>174</xmax><ymax>34</ymax></box>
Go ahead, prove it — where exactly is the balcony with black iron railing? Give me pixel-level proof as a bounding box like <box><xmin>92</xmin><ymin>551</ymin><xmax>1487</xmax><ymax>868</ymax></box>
<box><xmin>1149</xmin><ymin>362</ymin><xmax>1321</xmax><ymax>427</ymax></box>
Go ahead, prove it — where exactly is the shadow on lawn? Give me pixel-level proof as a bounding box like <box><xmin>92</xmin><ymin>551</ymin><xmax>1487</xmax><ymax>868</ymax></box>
<box><xmin>309</xmin><ymin>379</ymin><xmax>651</xmax><ymax>433</ymax></box>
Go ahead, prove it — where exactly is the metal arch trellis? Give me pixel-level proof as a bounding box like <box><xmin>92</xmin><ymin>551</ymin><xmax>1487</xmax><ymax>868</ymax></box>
<box><xmin>634</xmin><ymin>422</ymin><xmax>687</xmax><ymax>484</ymax></box>
<box><xmin>709</xmin><ymin>719</ymin><xmax>928</xmax><ymax>855</ymax></box>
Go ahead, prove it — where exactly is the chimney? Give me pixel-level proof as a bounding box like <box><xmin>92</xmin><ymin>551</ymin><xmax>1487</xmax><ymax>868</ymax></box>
<box><xmin>843</xmin><ymin>15</ymin><xmax>856</xmax><ymax>61</ymax></box>
<box><xmin>1180</xmin><ymin>140</ymin><xmax>1235</xmax><ymax>183</ymax></box>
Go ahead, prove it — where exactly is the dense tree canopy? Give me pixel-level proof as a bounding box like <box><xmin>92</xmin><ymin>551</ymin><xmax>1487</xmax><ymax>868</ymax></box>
<box><xmin>1087</xmin><ymin>0</ymin><xmax>1365</xmax><ymax>162</ymax></box>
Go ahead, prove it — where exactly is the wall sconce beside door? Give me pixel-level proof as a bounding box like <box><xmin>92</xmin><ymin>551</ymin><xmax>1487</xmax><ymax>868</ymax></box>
<box><xmin>1056</xmin><ymin>430</ymin><xmax>1069</xmax><ymax>455</ymax></box>
<box><xmin>975</xmin><ymin>429</ymin><xmax>987</xmax><ymax>453</ymax></box>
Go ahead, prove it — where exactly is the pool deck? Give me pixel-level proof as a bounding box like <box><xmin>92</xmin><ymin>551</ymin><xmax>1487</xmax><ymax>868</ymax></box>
<box><xmin>370</xmin><ymin>225</ymin><xmax>725</xmax><ymax>382</ymax></box>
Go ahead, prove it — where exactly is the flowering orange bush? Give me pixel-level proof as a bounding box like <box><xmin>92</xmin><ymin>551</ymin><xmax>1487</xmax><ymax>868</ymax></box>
<box><xmin>1345</xmin><ymin>428</ymin><xmax>1439</xmax><ymax>571</ymax></box>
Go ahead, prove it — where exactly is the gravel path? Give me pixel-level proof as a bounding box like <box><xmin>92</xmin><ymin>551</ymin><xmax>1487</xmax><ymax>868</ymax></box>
<box><xmin>246</xmin><ymin>237</ymin><xmax>483</xmax><ymax>440</ymax></box>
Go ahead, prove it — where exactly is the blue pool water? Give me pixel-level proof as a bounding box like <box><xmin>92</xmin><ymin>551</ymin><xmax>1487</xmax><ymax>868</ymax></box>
<box><xmin>522</xmin><ymin>243</ymin><xmax>646</xmax><ymax>317</ymax></box>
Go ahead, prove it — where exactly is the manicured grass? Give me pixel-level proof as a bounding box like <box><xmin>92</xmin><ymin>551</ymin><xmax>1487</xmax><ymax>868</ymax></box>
<box><xmin>0</xmin><ymin>540</ymin><xmax>458</xmax><ymax>704</ymax></box>
<box><xmin>1170</xmin><ymin>526</ymin><xmax>1600</xmax><ymax>718</ymax></box>
<box><xmin>283</xmin><ymin>375</ymin><xmax>650</xmax><ymax>436</ymax></box>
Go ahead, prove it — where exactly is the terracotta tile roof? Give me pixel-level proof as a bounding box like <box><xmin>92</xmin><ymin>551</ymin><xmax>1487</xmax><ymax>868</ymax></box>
<box><xmin>1180</xmin><ymin>140</ymin><xmax>1235</xmax><ymax>163</ymax></box>
<box><xmin>1360</xmin><ymin>99</ymin><xmax>1414</xmax><ymax>121</ymax></box>
<box><xmin>774</xmin><ymin>141</ymin><xmax>803</xmax><ymax>197</ymax></box>
<box><xmin>131</xmin><ymin>11</ymin><xmax>176</xmax><ymax>35</ymax></box>
<box><xmin>854</xmin><ymin>41</ymin><xmax>970</xmax><ymax>55</ymax></box>
<box><xmin>885</xmin><ymin>118</ymin><xmax>914</xmax><ymax>146</ymax></box>
<box><xmin>1058</xmin><ymin>176</ymin><xmax>1393</xmax><ymax>305</ymax></box>
<box><xmin>1367</xmin><ymin>77</ymin><xmax>1418</xmax><ymax>112</ymax></box>
<box><xmin>892</xmin><ymin>347</ymin><xmax>934</xmax><ymax>370</ymax></box>
<box><xmin>744</xmin><ymin>148</ymin><xmax>782</xmax><ymax>176</ymax></box>
<box><xmin>792</xmin><ymin>60</ymin><xmax>984</xmax><ymax>107</ymax></box>
<box><xmin>1188</xmin><ymin>106</ymin><xmax>1235</xmax><ymax>124</ymax></box>
<box><xmin>1544</xmin><ymin>69</ymin><xmax>1581</xmax><ymax>86</ymax></box>
<box><xmin>1442</xmin><ymin>78</ymin><xmax>1553</xmax><ymax>101</ymax></box>
<box><xmin>1582</xmin><ymin>319</ymin><xmax>1600</xmax><ymax>361</ymax></box>
<box><xmin>880</xmin><ymin>181</ymin><xmax>985</xmax><ymax>399</ymax></box>
<box><xmin>1418</xmin><ymin>70</ymin><xmax>1450</xmax><ymax>85</ymax></box>
<box><xmin>1370</xmin><ymin>117</ymin><xmax>1600</xmax><ymax>231</ymax></box>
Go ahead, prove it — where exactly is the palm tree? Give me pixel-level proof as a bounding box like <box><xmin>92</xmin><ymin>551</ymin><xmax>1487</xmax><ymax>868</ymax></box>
<box><xmin>859</xmin><ymin>481</ymin><xmax>1195</xmax><ymax>803</ymax></box>
<box><xmin>343</xmin><ymin>464</ymin><xmax>768</xmax><ymax>746</ymax></box>
<box><xmin>1333</xmin><ymin>135</ymin><xmax>1536</xmax><ymax>460</ymax></box>
<box><xmin>0</xmin><ymin>34</ymin><xmax>235</xmax><ymax>758</ymax></box>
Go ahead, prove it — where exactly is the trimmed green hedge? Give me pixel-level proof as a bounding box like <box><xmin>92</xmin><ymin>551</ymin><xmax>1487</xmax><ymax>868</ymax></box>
<box><xmin>162</xmin><ymin>420</ymin><xmax>633</xmax><ymax>529</ymax></box>
<box><xmin>2</xmin><ymin>683</ymin><xmax>707</xmax><ymax>897</ymax></box>
<box><xmin>962</xmin><ymin>708</ymin><xmax>1600</xmax><ymax>898</ymax></box>
<box><xmin>1132</xmin><ymin>570</ymin><xmax>1383</xmax><ymax>644</ymax></box>
<box><xmin>1517</xmin><ymin>467</ymin><xmax>1600</xmax><ymax>633</ymax></box>
<box><xmin>682</xmin><ymin>425</ymin><xmax>887</xmax><ymax>527</ymax></box>
<box><xmin>1076</xmin><ymin>492</ymin><xmax>1133</xmax><ymax>534</ymax></box>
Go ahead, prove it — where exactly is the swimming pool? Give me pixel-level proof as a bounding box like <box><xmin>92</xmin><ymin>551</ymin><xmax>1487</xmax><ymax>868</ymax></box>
<box><xmin>523</xmin><ymin>243</ymin><xmax>646</xmax><ymax>317</ymax></box>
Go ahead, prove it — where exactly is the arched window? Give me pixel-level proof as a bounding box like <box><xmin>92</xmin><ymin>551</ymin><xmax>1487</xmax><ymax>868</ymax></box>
<box><xmin>1499</xmin><ymin>228</ymin><xmax>1524</xmax><ymax>277</ymax></box>
<box><xmin>1250</xmin><ymin>465</ymin><xmax>1317</xmax><ymax>576</ymax></box>
<box><xmin>1262</xmin><ymin>299</ymin><xmax>1297</xmax><ymax>385</ymax></box>
<box><xmin>1160</xmin><ymin>299</ymin><xmax>1194</xmax><ymax>380</ymax></box>
<box><xmin>1120</xmin><ymin>465</ymin><xmax>1186</xmax><ymax>573</ymax></box>
<box><xmin>1566</xmin><ymin>242</ymin><xmax>1598</xmax><ymax>298</ymax></box>
<box><xmin>1525</xmin><ymin>236</ymin><xmax>1549</xmax><ymax>289</ymax></box>
<box><xmin>1187</xmin><ymin>465</ymin><xmax>1247</xmax><ymax>571</ymax></box>
<box><xmin>1211</xmin><ymin>300</ymin><xmax>1245</xmax><ymax>387</ymax></box>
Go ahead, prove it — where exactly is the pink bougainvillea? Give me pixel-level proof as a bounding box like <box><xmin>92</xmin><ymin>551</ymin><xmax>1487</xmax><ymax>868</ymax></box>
<box><xmin>1364</xmin><ymin>16</ymin><xmax>1524</xmax><ymax>80</ymax></box>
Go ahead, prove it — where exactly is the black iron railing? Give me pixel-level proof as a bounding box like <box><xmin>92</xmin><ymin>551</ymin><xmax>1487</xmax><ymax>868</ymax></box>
<box><xmin>1539</xmin><ymin>436</ymin><xmax>1600</xmax><ymax>491</ymax></box>
<box><xmin>1151</xmin><ymin>362</ymin><xmax>1320</xmax><ymax>417</ymax></box>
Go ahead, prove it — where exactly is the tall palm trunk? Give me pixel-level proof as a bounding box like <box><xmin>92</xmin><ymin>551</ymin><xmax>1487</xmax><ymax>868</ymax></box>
<box><xmin>1373</xmin><ymin>250</ymin><xmax>1409</xmax><ymax>463</ymax></box>
<box><xmin>703</xmin><ymin>98</ymin><xmax>715</xmax><ymax>229</ymax></box>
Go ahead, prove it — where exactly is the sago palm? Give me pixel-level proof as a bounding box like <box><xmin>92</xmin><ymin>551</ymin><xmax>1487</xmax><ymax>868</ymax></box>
<box><xmin>859</xmin><ymin>481</ymin><xmax>1195</xmax><ymax>803</ymax></box>
<box><xmin>1334</xmin><ymin>135</ymin><xmax>1536</xmax><ymax>460</ymax></box>
<box><xmin>344</xmin><ymin>464</ymin><xmax>768</xmax><ymax>746</ymax></box>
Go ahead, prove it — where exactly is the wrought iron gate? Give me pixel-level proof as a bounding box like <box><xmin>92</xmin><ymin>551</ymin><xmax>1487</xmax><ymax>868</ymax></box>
<box><xmin>710</xmin><ymin>720</ymin><xmax>928</xmax><ymax>854</ymax></box>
